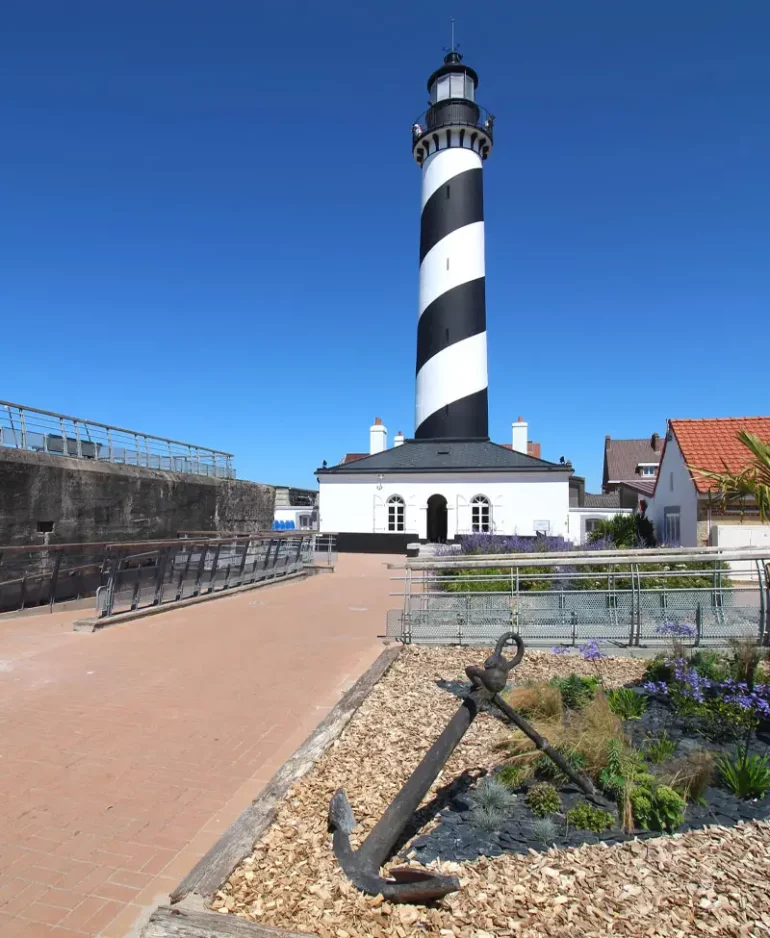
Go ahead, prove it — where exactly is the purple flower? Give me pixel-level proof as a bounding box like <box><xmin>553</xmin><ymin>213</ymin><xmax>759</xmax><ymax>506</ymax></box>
<box><xmin>551</xmin><ymin>644</ymin><xmax>571</xmax><ymax>656</ymax></box>
<box><xmin>578</xmin><ymin>639</ymin><xmax>606</xmax><ymax>661</ymax></box>
<box><xmin>643</xmin><ymin>680</ymin><xmax>669</xmax><ymax>695</ymax></box>
<box><xmin>655</xmin><ymin>622</ymin><xmax>697</xmax><ymax>638</ymax></box>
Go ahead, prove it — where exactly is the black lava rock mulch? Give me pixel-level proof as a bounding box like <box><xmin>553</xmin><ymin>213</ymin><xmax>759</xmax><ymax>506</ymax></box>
<box><xmin>405</xmin><ymin>688</ymin><xmax>770</xmax><ymax>864</ymax></box>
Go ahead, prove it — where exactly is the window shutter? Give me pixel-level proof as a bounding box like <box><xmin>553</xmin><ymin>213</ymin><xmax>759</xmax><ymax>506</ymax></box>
<box><xmin>373</xmin><ymin>495</ymin><xmax>386</xmax><ymax>532</ymax></box>
<box><xmin>456</xmin><ymin>495</ymin><xmax>470</xmax><ymax>535</ymax></box>
<box><xmin>492</xmin><ymin>494</ymin><xmax>504</xmax><ymax>534</ymax></box>
<box><xmin>405</xmin><ymin>497</ymin><xmax>418</xmax><ymax>534</ymax></box>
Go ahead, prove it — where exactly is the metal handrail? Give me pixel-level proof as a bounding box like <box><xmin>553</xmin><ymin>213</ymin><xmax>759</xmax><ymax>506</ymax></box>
<box><xmin>406</xmin><ymin>543</ymin><xmax>761</xmax><ymax>567</ymax></box>
<box><xmin>1</xmin><ymin>399</ymin><xmax>234</xmax><ymax>478</ymax></box>
<box><xmin>0</xmin><ymin>532</ymin><xmax>317</xmax><ymax>616</ymax></box>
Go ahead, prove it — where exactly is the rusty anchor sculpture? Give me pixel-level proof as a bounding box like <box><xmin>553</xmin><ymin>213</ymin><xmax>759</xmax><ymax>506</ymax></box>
<box><xmin>329</xmin><ymin>632</ymin><xmax>606</xmax><ymax>904</ymax></box>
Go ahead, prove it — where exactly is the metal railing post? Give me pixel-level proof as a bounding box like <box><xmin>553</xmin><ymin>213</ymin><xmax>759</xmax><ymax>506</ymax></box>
<box><xmin>695</xmin><ymin>602</ymin><xmax>702</xmax><ymax>646</ymax></box>
<box><xmin>207</xmin><ymin>543</ymin><xmax>222</xmax><ymax>592</ymax></box>
<box><xmin>177</xmin><ymin>545</ymin><xmax>193</xmax><ymax>601</ymax></box>
<box><xmin>237</xmin><ymin>538</ymin><xmax>250</xmax><ymax>586</ymax></box>
<box><xmin>103</xmin><ymin>553</ymin><xmax>120</xmax><ymax>617</ymax></box>
<box><xmin>48</xmin><ymin>552</ymin><xmax>63</xmax><ymax>612</ymax></box>
<box><xmin>130</xmin><ymin>565</ymin><xmax>142</xmax><ymax>610</ymax></box>
<box><xmin>759</xmin><ymin>564</ymin><xmax>770</xmax><ymax>645</ymax></box>
<box><xmin>193</xmin><ymin>543</ymin><xmax>208</xmax><ymax>596</ymax></box>
<box><xmin>19</xmin><ymin>408</ymin><xmax>28</xmax><ymax>450</ymax></box>
<box><xmin>153</xmin><ymin>547</ymin><xmax>171</xmax><ymax>606</ymax></box>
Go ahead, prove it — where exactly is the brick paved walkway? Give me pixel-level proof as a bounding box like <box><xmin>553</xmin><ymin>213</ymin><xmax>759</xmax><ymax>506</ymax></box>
<box><xmin>0</xmin><ymin>554</ymin><xmax>400</xmax><ymax>938</ymax></box>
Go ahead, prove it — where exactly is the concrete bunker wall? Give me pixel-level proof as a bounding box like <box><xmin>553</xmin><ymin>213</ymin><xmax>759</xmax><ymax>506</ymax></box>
<box><xmin>0</xmin><ymin>448</ymin><xmax>275</xmax><ymax>545</ymax></box>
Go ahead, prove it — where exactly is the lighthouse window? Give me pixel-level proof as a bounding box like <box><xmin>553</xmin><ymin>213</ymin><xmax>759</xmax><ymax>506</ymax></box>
<box><xmin>387</xmin><ymin>495</ymin><xmax>405</xmax><ymax>532</ymax></box>
<box><xmin>471</xmin><ymin>495</ymin><xmax>491</xmax><ymax>533</ymax></box>
<box><xmin>465</xmin><ymin>74</ymin><xmax>475</xmax><ymax>101</ymax></box>
<box><xmin>434</xmin><ymin>74</ymin><xmax>451</xmax><ymax>102</ymax></box>
<box><xmin>449</xmin><ymin>73</ymin><xmax>465</xmax><ymax>98</ymax></box>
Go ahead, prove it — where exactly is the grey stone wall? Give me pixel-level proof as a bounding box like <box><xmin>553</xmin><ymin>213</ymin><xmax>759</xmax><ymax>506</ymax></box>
<box><xmin>0</xmin><ymin>448</ymin><xmax>275</xmax><ymax>546</ymax></box>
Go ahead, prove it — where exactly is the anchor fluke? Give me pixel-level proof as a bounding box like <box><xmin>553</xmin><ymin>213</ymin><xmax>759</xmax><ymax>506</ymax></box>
<box><xmin>328</xmin><ymin>789</ymin><xmax>460</xmax><ymax>903</ymax></box>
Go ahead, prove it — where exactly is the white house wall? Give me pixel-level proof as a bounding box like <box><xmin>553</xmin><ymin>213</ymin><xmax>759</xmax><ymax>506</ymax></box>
<box><xmin>318</xmin><ymin>472</ymin><xmax>570</xmax><ymax>540</ymax></box>
<box><xmin>647</xmin><ymin>435</ymin><xmax>699</xmax><ymax>546</ymax></box>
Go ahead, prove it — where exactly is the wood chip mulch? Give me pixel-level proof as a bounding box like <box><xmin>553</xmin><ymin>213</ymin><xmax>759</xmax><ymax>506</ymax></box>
<box><xmin>215</xmin><ymin>646</ymin><xmax>770</xmax><ymax>937</ymax></box>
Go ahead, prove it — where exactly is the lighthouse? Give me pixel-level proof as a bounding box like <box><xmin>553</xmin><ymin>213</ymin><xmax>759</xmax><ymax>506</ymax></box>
<box><xmin>316</xmin><ymin>46</ymin><xmax>577</xmax><ymax>550</ymax></box>
<box><xmin>412</xmin><ymin>50</ymin><xmax>494</xmax><ymax>441</ymax></box>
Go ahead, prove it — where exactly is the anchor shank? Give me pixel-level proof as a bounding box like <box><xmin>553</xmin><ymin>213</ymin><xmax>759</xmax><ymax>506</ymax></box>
<box><xmin>491</xmin><ymin>692</ymin><xmax>601</xmax><ymax>800</ymax></box>
<box><xmin>357</xmin><ymin>690</ymin><xmax>487</xmax><ymax>871</ymax></box>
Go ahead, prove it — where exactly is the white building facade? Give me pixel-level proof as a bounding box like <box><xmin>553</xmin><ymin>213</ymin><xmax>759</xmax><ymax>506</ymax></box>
<box><xmin>319</xmin><ymin>470</ymin><xmax>570</xmax><ymax>541</ymax></box>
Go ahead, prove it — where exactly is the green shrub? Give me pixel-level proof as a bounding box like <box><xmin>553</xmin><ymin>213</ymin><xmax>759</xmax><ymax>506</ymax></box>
<box><xmin>565</xmin><ymin>802</ymin><xmax>615</xmax><ymax>833</ymax></box>
<box><xmin>597</xmin><ymin>737</ymin><xmax>650</xmax><ymax>794</ymax></box>
<box><xmin>689</xmin><ymin>650</ymin><xmax>730</xmax><ymax>683</ymax></box>
<box><xmin>643</xmin><ymin>731</ymin><xmax>677</xmax><ymax>764</ymax></box>
<box><xmin>549</xmin><ymin>674</ymin><xmax>600</xmax><ymax>711</ymax></box>
<box><xmin>536</xmin><ymin>746</ymin><xmax>586</xmax><ymax>784</ymax></box>
<box><xmin>496</xmin><ymin>764</ymin><xmax>526</xmax><ymax>790</ymax></box>
<box><xmin>716</xmin><ymin>749</ymin><xmax>770</xmax><ymax>799</ymax></box>
<box><xmin>606</xmin><ymin>687</ymin><xmax>648</xmax><ymax>720</ymax></box>
<box><xmin>643</xmin><ymin>655</ymin><xmax>674</xmax><ymax>684</ymax></box>
<box><xmin>629</xmin><ymin>784</ymin><xmax>685</xmax><ymax>832</ymax></box>
<box><xmin>676</xmin><ymin>697</ymin><xmax>759</xmax><ymax>742</ymax></box>
<box><xmin>526</xmin><ymin>783</ymin><xmax>562</xmax><ymax>817</ymax></box>
<box><xmin>727</xmin><ymin>637</ymin><xmax>762</xmax><ymax>689</ymax></box>
<box><xmin>586</xmin><ymin>514</ymin><xmax>652</xmax><ymax>548</ymax></box>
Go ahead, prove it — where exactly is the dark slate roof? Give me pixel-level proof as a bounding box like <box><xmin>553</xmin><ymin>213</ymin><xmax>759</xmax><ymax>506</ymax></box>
<box><xmin>583</xmin><ymin>492</ymin><xmax>621</xmax><ymax>509</ymax></box>
<box><xmin>316</xmin><ymin>439</ymin><xmax>570</xmax><ymax>475</ymax></box>
<box><xmin>617</xmin><ymin>478</ymin><xmax>657</xmax><ymax>497</ymax></box>
<box><xmin>603</xmin><ymin>435</ymin><xmax>663</xmax><ymax>484</ymax></box>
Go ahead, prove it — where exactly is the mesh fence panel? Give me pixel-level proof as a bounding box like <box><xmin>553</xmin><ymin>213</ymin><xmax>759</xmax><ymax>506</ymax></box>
<box><xmin>393</xmin><ymin>579</ymin><xmax>767</xmax><ymax>646</ymax></box>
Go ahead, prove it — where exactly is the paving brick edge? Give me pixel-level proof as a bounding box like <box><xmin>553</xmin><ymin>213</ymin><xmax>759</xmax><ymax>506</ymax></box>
<box><xmin>73</xmin><ymin>569</ymin><xmax>321</xmax><ymax>632</ymax></box>
<box><xmin>139</xmin><ymin>643</ymin><xmax>402</xmax><ymax>937</ymax></box>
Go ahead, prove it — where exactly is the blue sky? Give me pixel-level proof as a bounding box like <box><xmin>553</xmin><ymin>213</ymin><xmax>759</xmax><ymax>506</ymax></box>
<box><xmin>1</xmin><ymin>1</ymin><xmax>768</xmax><ymax>491</ymax></box>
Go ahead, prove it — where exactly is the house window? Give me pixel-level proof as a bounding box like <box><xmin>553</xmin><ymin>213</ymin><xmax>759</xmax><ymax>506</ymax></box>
<box><xmin>637</xmin><ymin>464</ymin><xmax>657</xmax><ymax>477</ymax></box>
<box><xmin>664</xmin><ymin>507</ymin><xmax>681</xmax><ymax>545</ymax></box>
<box><xmin>387</xmin><ymin>495</ymin><xmax>405</xmax><ymax>532</ymax></box>
<box><xmin>471</xmin><ymin>495</ymin><xmax>491</xmax><ymax>533</ymax></box>
<box><xmin>670</xmin><ymin>471</ymin><xmax>674</xmax><ymax>493</ymax></box>
<box><xmin>585</xmin><ymin>518</ymin><xmax>603</xmax><ymax>535</ymax></box>
<box><xmin>299</xmin><ymin>514</ymin><xmax>312</xmax><ymax>529</ymax></box>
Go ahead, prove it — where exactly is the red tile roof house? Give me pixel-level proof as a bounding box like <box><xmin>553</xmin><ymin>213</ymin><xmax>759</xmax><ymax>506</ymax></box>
<box><xmin>647</xmin><ymin>417</ymin><xmax>770</xmax><ymax>547</ymax></box>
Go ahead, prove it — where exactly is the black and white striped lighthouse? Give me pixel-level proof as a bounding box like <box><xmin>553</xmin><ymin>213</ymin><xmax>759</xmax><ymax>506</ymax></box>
<box><xmin>412</xmin><ymin>49</ymin><xmax>494</xmax><ymax>441</ymax></box>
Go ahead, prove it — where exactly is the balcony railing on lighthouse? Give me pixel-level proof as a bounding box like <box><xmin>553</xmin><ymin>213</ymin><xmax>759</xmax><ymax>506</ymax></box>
<box><xmin>411</xmin><ymin>102</ymin><xmax>495</xmax><ymax>150</ymax></box>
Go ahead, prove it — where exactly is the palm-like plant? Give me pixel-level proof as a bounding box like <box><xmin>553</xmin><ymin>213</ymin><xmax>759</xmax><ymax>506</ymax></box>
<box><xmin>693</xmin><ymin>430</ymin><xmax>770</xmax><ymax>523</ymax></box>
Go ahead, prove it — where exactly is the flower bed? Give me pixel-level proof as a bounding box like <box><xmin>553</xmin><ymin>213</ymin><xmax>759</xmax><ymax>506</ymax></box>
<box><xmin>216</xmin><ymin>643</ymin><xmax>770</xmax><ymax>938</ymax></box>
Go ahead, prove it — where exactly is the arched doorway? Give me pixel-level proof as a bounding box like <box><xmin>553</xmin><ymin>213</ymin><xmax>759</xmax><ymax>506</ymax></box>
<box><xmin>427</xmin><ymin>494</ymin><xmax>448</xmax><ymax>543</ymax></box>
